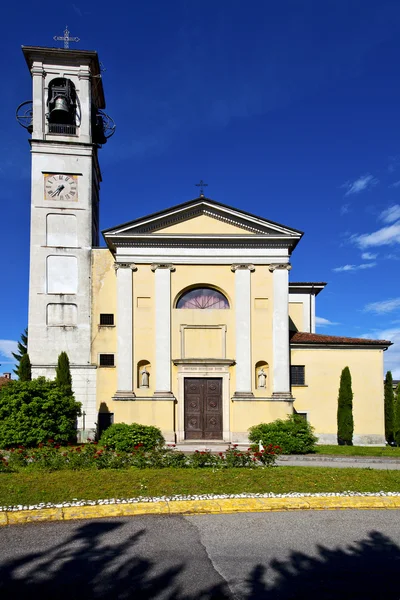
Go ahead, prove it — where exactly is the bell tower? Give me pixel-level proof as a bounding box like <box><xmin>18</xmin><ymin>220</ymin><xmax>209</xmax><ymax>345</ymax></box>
<box><xmin>17</xmin><ymin>45</ymin><xmax>114</xmax><ymax>440</ymax></box>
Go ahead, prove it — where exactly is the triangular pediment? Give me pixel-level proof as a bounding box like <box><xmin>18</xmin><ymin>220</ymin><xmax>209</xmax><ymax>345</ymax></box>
<box><xmin>103</xmin><ymin>198</ymin><xmax>303</xmax><ymax>240</ymax></box>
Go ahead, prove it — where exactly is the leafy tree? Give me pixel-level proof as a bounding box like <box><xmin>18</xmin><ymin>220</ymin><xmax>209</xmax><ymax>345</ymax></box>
<box><xmin>17</xmin><ymin>353</ymin><xmax>31</xmax><ymax>381</ymax></box>
<box><xmin>337</xmin><ymin>366</ymin><xmax>354</xmax><ymax>445</ymax></box>
<box><xmin>12</xmin><ymin>328</ymin><xmax>28</xmax><ymax>376</ymax></box>
<box><xmin>394</xmin><ymin>382</ymin><xmax>400</xmax><ymax>447</ymax></box>
<box><xmin>0</xmin><ymin>377</ymin><xmax>81</xmax><ymax>447</ymax></box>
<box><xmin>384</xmin><ymin>371</ymin><xmax>395</xmax><ymax>445</ymax></box>
<box><xmin>55</xmin><ymin>351</ymin><xmax>73</xmax><ymax>395</ymax></box>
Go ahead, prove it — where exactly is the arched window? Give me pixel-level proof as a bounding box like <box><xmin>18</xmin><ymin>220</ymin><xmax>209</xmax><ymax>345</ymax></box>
<box><xmin>176</xmin><ymin>287</ymin><xmax>229</xmax><ymax>309</ymax></box>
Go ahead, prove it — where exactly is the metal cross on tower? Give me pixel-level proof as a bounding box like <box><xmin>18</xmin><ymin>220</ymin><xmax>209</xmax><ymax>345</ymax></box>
<box><xmin>195</xmin><ymin>180</ymin><xmax>208</xmax><ymax>196</ymax></box>
<box><xmin>53</xmin><ymin>26</ymin><xmax>80</xmax><ymax>49</ymax></box>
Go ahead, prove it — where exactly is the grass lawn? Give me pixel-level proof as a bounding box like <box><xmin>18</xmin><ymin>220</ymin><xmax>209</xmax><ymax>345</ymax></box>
<box><xmin>314</xmin><ymin>445</ymin><xmax>400</xmax><ymax>457</ymax></box>
<box><xmin>1</xmin><ymin>467</ymin><xmax>400</xmax><ymax>507</ymax></box>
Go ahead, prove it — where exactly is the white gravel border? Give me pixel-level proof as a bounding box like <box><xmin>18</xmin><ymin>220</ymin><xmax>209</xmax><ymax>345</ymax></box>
<box><xmin>2</xmin><ymin>491</ymin><xmax>400</xmax><ymax>512</ymax></box>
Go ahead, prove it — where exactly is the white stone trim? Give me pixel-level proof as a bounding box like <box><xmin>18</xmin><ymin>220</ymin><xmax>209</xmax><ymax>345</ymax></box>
<box><xmin>272</xmin><ymin>265</ymin><xmax>291</xmax><ymax>395</ymax></box>
<box><xmin>234</xmin><ymin>266</ymin><xmax>252</xmax><ymax>395</ymax></box>
<box><xmin>176</xmin><ymin>364</ymin><xmax>231</xmax><ymax>443</ymax></box>
<box><xmin>154</xmin><ymin>265</ymin><xmax>173</xmax><ymax>394</ymax></box>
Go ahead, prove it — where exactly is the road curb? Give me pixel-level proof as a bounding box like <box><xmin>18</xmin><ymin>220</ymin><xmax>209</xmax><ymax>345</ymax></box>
<box><xmin>2</xmin><ymin>496</ymin><xmax>400</xmax><ymax>526</ymax></box>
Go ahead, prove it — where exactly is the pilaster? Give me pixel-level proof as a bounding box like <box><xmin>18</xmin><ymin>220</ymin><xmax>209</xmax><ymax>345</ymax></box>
<box><xmin>231</xmin><ymin>264</ymin><xmax>255</xmax><ymax>399</ymax></box>
<box><xmin>31</xmin><ymin>62</ymin><xmax>45</xmax><ymax>139</ymax></box>
<box><xmin>113</xmin><ymin>263</ymin><xmax>137</xmax><ymax>400</ymax></box>
<box><xmin>269</xmin><ymin>263</ymin><xmax>292</xmax><ymax>398</ymax></box>
<box><xmin>151</xmin><ymin>264</ymin><xmax>175</xmax><ymax>399</ymax></box>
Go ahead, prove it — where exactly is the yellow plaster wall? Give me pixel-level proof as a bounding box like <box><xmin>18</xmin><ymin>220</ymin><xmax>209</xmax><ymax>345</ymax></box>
<box><xmin>133</xmin><ymin>265</ymin><xmax>155</xmax><ymax>396</ymax></box>
<box><xmin>291</xmin><ymin>347</ymin><xmax>385</xmax><ymax>438</ymax></box>
<box><xmin>112</xmin><ymin>401</ymin><xmax>174</xmax><ymax>434</ymax></box>
<box><xmin>155</xmin><ymin>214</ymin><xmax>256</xmax><ymax>235</ymax></box>
<box><xmin>232</xmin><ymin>401</ymin><xmax>293</xmax><ymax>434</ymax></box>
<box><xmin>289</xmin><ymin>302</ymin><xmax>303</xmax><ymax>331</ymax></box>
<box><xmin>252</xmin><ymin>266</ymin><xmax>273</xmax><ymax>397</ymax></box>
<box><xmin>91</xmin><ymin>249</ymin><xmax>117</xmax><ymax>412</ymax></box>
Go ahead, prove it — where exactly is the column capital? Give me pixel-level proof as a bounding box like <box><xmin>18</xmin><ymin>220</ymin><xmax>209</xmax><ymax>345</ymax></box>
<box><xmin>268</xmin><ymin>263</ymin><xmax>292</xmax><ymax>273</ymax></box>
<box><xmin>231</xmin><ymin>264</ymin><xmax>255</xmax><ymax>272</ymax></box>
<box><xmin>31</xmin><ymin>66</ymin><xmax>45</xmax><ymax>77</ymax></box>
<box><xmin>114</xmin><ymin>263</ymin><xmax>138</xmax><ymax>272</ymax></box>
<box><xmin>151</xmin><ymin>263</ymin><xmax>176</xmax><ymax>272</ymax></box>
<box><xmin>78</xmin><ymin>67</ymin><xmax>91</xmax><ymax>80</ymax></box>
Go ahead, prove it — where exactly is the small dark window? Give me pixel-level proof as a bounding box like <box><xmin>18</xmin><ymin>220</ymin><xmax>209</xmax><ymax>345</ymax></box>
<box><xmin>290</xmin><ymin>365</ymin><xmax>305</xmax><ymax>385</ymax></box>
<box><xmin>99</xmin><ymin>354</ymin><xmax>115</xmax><ymax>367</ymax></box>
<box><xmin>296</xmin><ymin>412</ymin><xmax>308</xmax><ymax>422</ymax></box>
<box><xmin>100</xmin><ymin>313</ymin><xmax>114</xmax><ymax>326</ymax></box>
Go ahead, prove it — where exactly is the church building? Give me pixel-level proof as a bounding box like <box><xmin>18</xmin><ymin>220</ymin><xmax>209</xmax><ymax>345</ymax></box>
<box><xmin>19</xmin><ymin>45</ymin><xmax>391</xmax><ymax>446</ymax></box>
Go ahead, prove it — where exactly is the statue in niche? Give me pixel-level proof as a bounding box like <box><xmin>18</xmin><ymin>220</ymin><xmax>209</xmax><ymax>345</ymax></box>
<box><xmin>257</xmin><ymin>367</ymin><xmax>267</xmax><ymax>389</ymax></box>
<box><xmin>140</xmin><ymin>366</ymin><xmax>150</xmax><ymax>388</ymax></box>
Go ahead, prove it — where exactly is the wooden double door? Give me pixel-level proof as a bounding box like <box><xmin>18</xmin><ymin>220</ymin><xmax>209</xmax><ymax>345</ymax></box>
<box><xmin>184</xmin><ymin>378</ymin><xmax>223</xmax><ymax>440</ymax></box>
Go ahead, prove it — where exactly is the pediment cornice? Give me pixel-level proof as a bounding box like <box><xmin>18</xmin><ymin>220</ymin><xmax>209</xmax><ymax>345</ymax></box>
<box><xmin>103</xmin><ymin>197</ymin><xmax>303</xmax><ymax>252</ymax></box>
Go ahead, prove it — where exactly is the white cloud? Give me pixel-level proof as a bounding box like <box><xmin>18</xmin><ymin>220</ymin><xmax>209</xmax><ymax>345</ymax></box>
<box><xmin>379</xmin><ymin>204</ymin><xmax>400</xmax><ymax>224</ymax></box>
<box><xmin>332</xmin><ymin>262</ymin><xmax>376</xmax><ymax>272</ymax></box>
<box><xmin>389</xmin><ymin>180</ymin><xmax>400</xmax><ymax>188</ymax></box>
<box><xmin>351</xmin><ymin>222</ymin><xmax>400</xmax><ymax>248</ymax></box>
<box><xmin>364</xmin><ymin>298</ymin><xmax>400</xmax><ymax>314</ymax></box>
<box><xmin>361</xmin><ymin>252</ymin><xmax>378</xmax><ymax>260</ymax></box>
<box><xmin>362</xmin><ymin>327</ymin><xmax>400</xmax><ymax>379</ymax></box>
<box><xmin>385</xmin><ymin>253</ymin><xmax>400</xmax><ymax>260</ymax></box>
<box><xmin>340</xmin><ymin>203</ymin><xmax>351</xmax><ymax>216</ymax></box>
<box><xmin>315</xmin><ymin>316</ymin><xmax>339</xmax><ymax>326</ymax></box>
<box><xmin>0</xmin><ymin>339</ymin><xmax>18</xmax><ymax>360</ymax></box>
<box><xmin>342</xmin><ymin>174</ymin><xmax>378</xmax><ymax>196</ymax></box>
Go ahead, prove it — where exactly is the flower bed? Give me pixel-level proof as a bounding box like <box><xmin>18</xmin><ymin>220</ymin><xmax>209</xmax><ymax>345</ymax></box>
<box><xmin>0</xmin><ymin>440</ymin><xmax>281</xmax><ymax>472</ymax></box>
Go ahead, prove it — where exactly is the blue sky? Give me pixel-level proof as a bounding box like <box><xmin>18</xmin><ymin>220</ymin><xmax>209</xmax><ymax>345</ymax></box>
<box><xmin>1</xmin><ymin>0</ymin><xmax>400</xmax><ymax>377</ymax></box>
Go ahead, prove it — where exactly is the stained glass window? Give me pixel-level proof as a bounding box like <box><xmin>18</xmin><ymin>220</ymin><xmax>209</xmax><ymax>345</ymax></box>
<box><xmin>176</xmin><ymin>287</ymin><xmax>229</xmax><ymax>309</ymax></box>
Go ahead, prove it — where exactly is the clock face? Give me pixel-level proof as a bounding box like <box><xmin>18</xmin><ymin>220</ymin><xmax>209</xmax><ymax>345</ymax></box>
<box><xmin>44</xmin><ymin>174</ymin><xmax>78</xmax><ymax>201</ymax></box>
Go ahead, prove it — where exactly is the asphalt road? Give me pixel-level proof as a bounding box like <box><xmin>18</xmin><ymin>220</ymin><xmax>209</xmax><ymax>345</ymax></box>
<box><xmin>1</xmin><ymin>510</ymin><xmax>400</xmax><ymax>599</ymax></box>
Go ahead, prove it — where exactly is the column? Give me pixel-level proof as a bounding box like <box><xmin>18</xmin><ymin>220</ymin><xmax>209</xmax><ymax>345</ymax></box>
<box><xmin>114</xmin><ymin>263</ymin><xmax>136</xmax><ymax>399</ymax></box>
<box><xmin>152</xmin><ymin>264</ymin><xmax>175</xmax><ymax>398</ymax></box>
<box><xmin>232</xmin><ymin>264</ymin><xmax>254</xmax><ymax>398</ymax></box>
<box><xmin>270</xmin><ymin>263</ymin><xmax>292</xmax><ymax>397</ymax></box>
<box><xmin>31</xmin><ymin>62</ymin><xmax>45</xmax><ymax>139</ymax></box>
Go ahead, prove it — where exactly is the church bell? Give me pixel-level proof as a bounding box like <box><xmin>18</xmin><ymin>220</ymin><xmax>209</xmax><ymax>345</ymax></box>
<box><xmin>50</xmin><ymin>96</ymin><xmax>70</xmax><ymax>123</ymax></box>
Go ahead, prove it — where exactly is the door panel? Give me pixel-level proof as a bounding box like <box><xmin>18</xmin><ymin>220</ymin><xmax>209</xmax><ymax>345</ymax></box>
<box><xmin>184</xmin><ymin>378</ymin><xmax>223</xmax><ymax>440</ymax></box>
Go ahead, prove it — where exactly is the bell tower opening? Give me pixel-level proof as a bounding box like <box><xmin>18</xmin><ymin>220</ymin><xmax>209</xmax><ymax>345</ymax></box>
<box><xmin>47</xmin><ymin>77</ymin><xmax>78</xmax><ymax>134</ymax></box>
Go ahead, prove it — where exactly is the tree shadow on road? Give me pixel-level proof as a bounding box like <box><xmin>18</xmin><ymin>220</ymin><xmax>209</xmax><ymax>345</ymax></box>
<box><xmin>0</xmin><ymin>520</ymin><xmax>399</xmax><ymax>599</ymax></box>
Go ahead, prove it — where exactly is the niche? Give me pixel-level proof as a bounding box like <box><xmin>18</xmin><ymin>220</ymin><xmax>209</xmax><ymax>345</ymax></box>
<box><xmin>255</xmin><ymin>361</ymin><xmax>269</xmax><ymax>390</ymax></box>
<box><xmin>137</xmin><ymin>360</ymin><xmax>151</xmax><ymax>389</ymax></box>
<box><xmin>47</xmin><ymin>255</ymin><xmax>78</xmax><ymax>294</ymax></box>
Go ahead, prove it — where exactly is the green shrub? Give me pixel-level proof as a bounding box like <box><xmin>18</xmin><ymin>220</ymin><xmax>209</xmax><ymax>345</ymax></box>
<box><xmin>0</xmin><ymin>377</ymin><xmax>81</xmax><ymax>447</ymax></box>
<box><xmin>248</xmin><ymin>414</ymin><xmax>317</xmax><ymax>454</ymax></box>
<box><xmin>99</xmin><ymin>422</ymin><xmax>165</xmax><ymax>452</ymax></box>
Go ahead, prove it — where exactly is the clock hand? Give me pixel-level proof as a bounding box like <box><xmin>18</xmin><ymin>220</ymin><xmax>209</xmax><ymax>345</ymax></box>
<box><xmin>51</xmin><ymin>185</ymin><xmax>65</xmax><ymax>197</ymax></box>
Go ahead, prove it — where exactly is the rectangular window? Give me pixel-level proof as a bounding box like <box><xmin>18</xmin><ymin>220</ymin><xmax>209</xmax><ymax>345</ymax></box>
<box><xmin>99</xmin><ymin>313</ymin><xmax>114</xmax><ymax>326</ymax></box>
<box><xmin>99</xmin><ymin>354</ymin><xmax>115</xmax><ymax>367</ymax></box>
<box><xmin>290</xmin><ymin>365</ymin><xmax>305</xmax><ymax>385</ymax></box>
<box><xmin>296</xmin><ymin>412</ymin><xmax>308</xmax><ymax>422</ymax></box>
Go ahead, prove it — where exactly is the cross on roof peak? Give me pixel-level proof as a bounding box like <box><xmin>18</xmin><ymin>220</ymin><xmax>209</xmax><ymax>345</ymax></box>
<box><xmin>195</xmin><ymin>179</ymin><xmax>208</xmax><ymax>196</ymax></box>
<box><xmin>53</xmin><ymin>26</ymin><xmax>80</xmax><ymax>49</ymax></box>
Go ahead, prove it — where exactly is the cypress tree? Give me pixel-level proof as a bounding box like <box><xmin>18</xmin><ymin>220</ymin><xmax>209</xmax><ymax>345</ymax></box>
<box><xmin>55</xmin><ymin>351</ymin><xmax>73</xmax><ymax>395</ymax></box>
<box><xmin>384</xmin><ymin>371</ymin><xmax>395</xmax><ymax>445</ymax></box>
<box><xmin>337</xmin><ymin>366</ymin><xmax>354</xmax><ymax>445</ymax></box>
<box><xmin>18</xmin><ymin>352</ymin><xmax>32</xmax><ymax>381</ymax></box>
<box><xmin>394</xmin><ymin>382</ymin><xmax>400</xmax><ymax>447</ymax></box>
<box><xmin>12</xmin><ymin>328</ymin><xmax>28</xmax><ymax>376</ymax></box>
